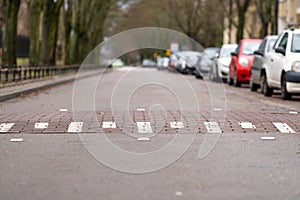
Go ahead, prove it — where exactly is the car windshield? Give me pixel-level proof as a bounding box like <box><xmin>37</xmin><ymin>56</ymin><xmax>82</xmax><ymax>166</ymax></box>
<box><xmin>204</xmin><ymin>49</ymin><xmax>219</xmax><ymax>59</ymax></box>
<box><xmin>291</xmin><ymin>33</ymin><xmax>300</xmax><ymax>53</ymax></box>
<box><xmin>220</xmin><ymin>47</ymin><xmax>236</xmax><ymax>57</ymax></box>
<box><xmin>267</xmin><ymin>38</ymin><xmax>277</xmax><ymax>52</ymax></box>
<box><xmin>242</xmin><ymin>42</ymin><xmax>261</xmax><ymax>55</ymax></box>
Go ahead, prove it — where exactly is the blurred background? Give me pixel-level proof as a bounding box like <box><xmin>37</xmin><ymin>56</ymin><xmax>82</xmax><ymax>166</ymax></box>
<box><xmin>0</xmin><ymin>0</ymin><xmax>298</xmax><ymax>67</ymax></box>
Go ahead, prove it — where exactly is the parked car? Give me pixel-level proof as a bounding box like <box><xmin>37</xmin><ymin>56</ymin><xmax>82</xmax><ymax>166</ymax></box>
<box><xmin>262</xmin><ymin>27</ymin><xmax>300</xmax><ymax>99</ymax></box>
<box><xmin>157</xmin><ymin>57</ymin><xmax>170</xmax><ymax>70</ymax></box>
<box><xmin>228</xmin><ymin>39</ymin><xmax>262</xmax><ymax>87</ymax></box>
<box><xmin>250</xmin><ymin>35</ymin><xmax>278</xmax><ymax>92</ymax></box>
<box><xmin>196</xmin><ymin>47</ymin><xmax>220</xmax><ymax>77</ymax></box>
<box><xmin>174</xmin><ymin>51</ymin><xmax>202</xmax><ymax>75</ymax></box>
<box><xmin>142</xmin><ymin>59</ymin><xmax>156</xmax><ymax>68</ymax></box>
<box><xmin>209</xmin><ymin>44</ymin><xmax>237</xmax><ymax>81</ymax></box>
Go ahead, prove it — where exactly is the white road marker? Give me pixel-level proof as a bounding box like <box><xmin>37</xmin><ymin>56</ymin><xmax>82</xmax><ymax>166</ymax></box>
<box><xmin>239</xmin><ymin>122</ymin><xmax>256</xmax><ymax>129</ymax></box>
<box><xmin>137</xmin><ymin>137</ymin><xmax>150</xmax><ymax>141</ymax></box>
<box><xmin>175</xmin><ymin>191</ymin><xmax>183</xmax><ymax>196</ymax></box>
<box><xmin>261</xmin><ymin>136</ymin><xmax>275</xmax><ymax>140</ymax></box>
<box><xmin>170</xmin><ymin>122</ymin><xmax>184</xmax><ymax>129</ymax></box>
<box><xmin>213</xmin><ymin>108</ymin><xmax>222</xmax><ymax>111</ymax></box>
<box><xmin>136</xmin><ymin>108</ymin><xmax>145</xmax><ymax>112</ymax></box>
<box><xmin>0</xmin><ymin>123</ymin><xmax>15</xmax><ymax>133</ymax></box>
<box><xmin>102</xmin><ymin>122</ymin><xmax>116</xmax><ymax>129</ymax></box>
<box><xmin>68</xmin><ymin>122</ymin><xmax>83</xmax><ymax>133</ymax></box>
<box><xmin>289</xmin><ymin>111</ymin><xmax>298</xmax><ymax>115</ymax></box>
<box><xmin>34</xmin><ymin>122</ymin><xmax>49</xmax><ymax>129</ymax></box>
<box><xmin>203</xmin><ymin>122</ymin><xmax>222</xmax><ymax>133</ymax></box>
<box><xmin>137</xmin><ymin>122</ymin><xmax>153</xmax><ymax>134</ymax></box>
<box><xmin>10</xmin><ymin>138</ymin><xmax>24</xmax><ymax>142</ymax></box>
<box><xmin>273</xmin><ymin>122</ymin><xmax>295</xmax><ymax>133</ymax></box>
<box><xmin>59</xmin><ymin>108</ymin><xmax>68</xmax><ymax>112</ymax></box>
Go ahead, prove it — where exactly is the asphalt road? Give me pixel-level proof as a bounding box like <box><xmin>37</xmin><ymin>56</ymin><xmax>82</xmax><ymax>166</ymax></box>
<box><xmin>1</xmin><ymin>67</ymin><xmax>300</xmax><ymax>200</ymax></box>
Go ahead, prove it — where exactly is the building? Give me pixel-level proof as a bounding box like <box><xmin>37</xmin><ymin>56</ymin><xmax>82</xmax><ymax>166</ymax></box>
<box><xmin>278</xmin><ymin>0</ymin><xmax>300</xmax><ymax>33</ymax></box>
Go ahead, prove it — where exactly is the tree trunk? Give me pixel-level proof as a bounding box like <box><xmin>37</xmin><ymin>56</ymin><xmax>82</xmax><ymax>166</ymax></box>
<box><xmin>1</xmin><ymin>0</ymin><xmax>21</xmax><ymax>67</ymax></box>
<box><xmin>40</xmin><ymin>0</ymin><xmax>63</xmax><ymax>65</ymax></box>
<box><xmin>64</xmin><ymin>0</ymin><xmax>73</xmax><ymax>65</ymax></box>
<box><xmin>29</xmin><ymin>0</ymin><xmax>42</xmax><ymax>65</ymax></box>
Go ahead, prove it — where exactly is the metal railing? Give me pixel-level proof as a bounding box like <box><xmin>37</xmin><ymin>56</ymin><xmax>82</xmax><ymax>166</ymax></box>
<box><xmin>0</xmin><ymin>65</ymin><xmax>80</xmax><ymax>84</ymax></box>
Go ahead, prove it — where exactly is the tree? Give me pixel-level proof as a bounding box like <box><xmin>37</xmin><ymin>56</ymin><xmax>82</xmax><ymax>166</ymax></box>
<box><xmin>221</xmin><ymin>0</ymin><xmax>252</xmax><ymax>43</ymax></box>
<box><xmin>1</xmin><ymin>0</ymin><xmax>21</xmax><ymax>67</ymax></box>
<box><xmin>29</xmin><ymin>0</ymin><xmax>43</xmax><ymax>65</ymax></box>
<box><xmin>40</xmin><ymin>0</ymin><xmax>64</xmax><ymax>65</ymax></box>
<box><xmin>71</xmin><ymin>0</ymin><xmax>113</xmax><ymax>64</ymax></box>
<box><xmin>255</xmin><ymin>0</ymin><xmax>276</xmax><ymax>37</ymax></box>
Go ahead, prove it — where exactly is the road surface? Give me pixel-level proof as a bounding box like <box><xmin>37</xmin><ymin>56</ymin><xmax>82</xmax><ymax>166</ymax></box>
<box><xmin>0</xmin><ymin>67</ymin><xmax>300</xmax><ymax>200</ymax></box>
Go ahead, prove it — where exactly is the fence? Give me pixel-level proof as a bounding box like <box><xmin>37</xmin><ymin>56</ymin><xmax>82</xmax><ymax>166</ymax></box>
<box><xmin>0</xmin><ymin>65</ymin><xmax>80</xmax><ymax>84</ymax></box>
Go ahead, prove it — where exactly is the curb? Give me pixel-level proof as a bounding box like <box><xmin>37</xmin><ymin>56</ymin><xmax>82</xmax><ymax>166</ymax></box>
<box><xmin>0</xmin><ymin>69</ymin><xmax>109</xmax><ymax>102</ymax></box>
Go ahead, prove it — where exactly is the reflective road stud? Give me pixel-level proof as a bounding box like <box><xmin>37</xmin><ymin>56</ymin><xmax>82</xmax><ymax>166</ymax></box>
<box><xmin>203</xmin><ymin>122</ymin><xmax>222</xmax><ymax>133</ymax></box>
<box><xmin>68</xmin><ymin>122</ymin><xmax>83</xmax><ymax>133</ymax></box>
<box><xmin>239</xmin><ymin>122</ymin><xmax>256</xmax><ymax>129</ymax></box>
<box><xmin>34</xmin><ymin>122</ymin><xmax>49</xmax><ymax>129</ymax></box>
<box><xmin>272</xmin><ymin>122</ymin><xmax>295</xmax><ymax>133</ymax></box>
<box><xmin>0</xmin><ymin>123</ymin><xmax>15</xmax><ymax>133</ymax></box>
<box><xmin>170</xmin><ymin>122</ymin><xmax>184</xmax><ymax>129</ymax></box>
<box><xmin>102</xmin><ymin>122</ymin><xmax>116</xmax><ymax>129</ymax></box>
<box><xmin>136</xmin><ymin>122</ymin><xmax>153</xmax><ymax>134</ymax></box>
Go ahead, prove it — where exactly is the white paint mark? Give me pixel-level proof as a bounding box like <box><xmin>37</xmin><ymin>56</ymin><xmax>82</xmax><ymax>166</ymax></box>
<box><xmin>0</xmin><ymin>123</ymin><xmax>15</xmax><ymax>133</ymax></box>
<box><xmin>261</xmin><ymin>136</ymin><xmax>275</xmax><ymax>140</ymax></box>
<box><xmin>137</xmin><ymin>122</ymin><xmax>153</xmax><ymax>134</ymax></box>
<box><xmin>137</xmin><ymin>137</ymin><xmax>150</xmax><ymax>141</ymax></box>
<box><xmin>273</xmin><ymin>122</ymin><xmax>295</xmax><ymax>133</ymax></box>
<box><xmin>289</xmin><ymin>111</ymin><xmax>298</xmax><ymax>115</ymax></box>
<box><xmin>213</xmin><ymin>108</ymin><xmax>222</xmax><ymax>111</ymax></box>
<box><xmin>203</xmin><ymin>122</ymin><xmax>222</xmax><ymax>133</ymax></box>
<box><xmin>68</xmin><ymin>122</ymin><xmax>83</xmax><ymax>133</ymax></box>
<box><xmin>175</xmin><ymin>191</ymin><xmax>183</xmax><ymax>196</ymax></box>
<box><xmin>10</xmin><ymin>138</ymin><xmax>24</xmax><ymax>142</ymax></box>
<box><xmin>102</xmin><ymin>122</ymin><xmax>116</xmax><ymax>129</ymax></box>
<box><xmin>59</xmin><ymin>108</ymin><xmax>68</xmax><ymax>112</ymax></box>
<box><xmin>239</xmin><ymin>122</ymin><xmax>256</xmax><ymax>129</ymax></box>
<box><xmin>34</xmin><ymin>122</ymin><xmax>49</xmax><ymax>129</ymax></box>
<box><xmin>170</xmin><ymin>122</ymin><xmax>184</xmax><ymax>129</ymax></box>
<box><xmin>136</xmin><ymin>108</ymin><xmax>145</xmax><ymax>112</ymax></box>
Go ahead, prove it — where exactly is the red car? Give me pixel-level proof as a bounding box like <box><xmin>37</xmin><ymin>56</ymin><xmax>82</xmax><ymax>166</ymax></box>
<box><xmin>228</xmin><ymin>39</ymin><xmax>262</xmax><ymax>87</ymax></box>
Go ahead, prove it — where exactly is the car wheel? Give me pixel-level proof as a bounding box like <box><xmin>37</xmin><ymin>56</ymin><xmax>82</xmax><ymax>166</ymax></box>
<box><xmin>233</xmin><ymin>70</ymin><xmax>240</xmax><ymax>87</ymax></box>
<box><xmin>281</xmin><ymin>75</ymin><xmax>292</xmax><ymax>100</ymax></box>
<box><xmin>250</xmin><ymin>77</ymin><xmax>259</xmax><ymax>92</ymax></box>
<box><xmin>261</xmin><ymin>74</ymin><xmax>273</xmax><ymax>97</ymax></box>
<box><xmin>228</xmin><ymin>74</ymin><xmax>233</xmax><ymax>85</ymax></box>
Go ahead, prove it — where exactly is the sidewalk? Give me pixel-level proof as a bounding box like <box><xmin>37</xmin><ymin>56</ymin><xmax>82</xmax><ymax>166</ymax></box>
<box><xmin>0</xmin><ymin>68</ymin><xmax>109</xmax><ymax>102</ymax></box>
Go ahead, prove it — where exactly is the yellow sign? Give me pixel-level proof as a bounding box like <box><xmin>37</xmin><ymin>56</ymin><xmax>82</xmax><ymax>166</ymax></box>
<box><xmin>165</xmin><ymin>49</ymin><xmax>171</xmax><ymax>57</ymax></box>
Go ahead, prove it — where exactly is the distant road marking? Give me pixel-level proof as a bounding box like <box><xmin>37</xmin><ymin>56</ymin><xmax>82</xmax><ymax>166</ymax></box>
<box><xmin>137</xmin><ymin>122</ymin><xmax>153</xmax><ymax>134</ymax></box>
<box><xmin>137</xmin><ymin>137</ymin><xmax>150</xmax><ymax>141</ymax></box>
<box><xmin>102</xmin><ymin>122</ymin><xmax>116</xmax><ymax>129</ymax></box>
<box><xmin>261</xmin><ymin>136</ymin><xmax>275</xmax><ymax>140</ymax></box>
<box><xmin>10</xmin><ymin>138</ymin><xmax>24</xmax><ymax>142</ymax></box>
<box><xmin>170</xmin><ymin>122</ymin><xmax>184</xmax><ymax>129</ymax></box>
<box><xmin>68</xmin><ymin>122</ymin><xmax>83</xmax><ymax>133</ymax></box>
<box><xmin>34</xmin><ymin>122</ymin><xmax>49</xmax><ymax>129</ymax></box>
<box><xmin>239</xmin><ymin>122</ymin><xmax>256</xmax><ymax>129</ymax></box>
<box><xmin>59</xmin><ymin>108</ymin><xmax>68</xmax><ymax>112</ymax></box>
<box><xmin>289</xmin><ymin>111</ymin><xmax>298</xmax><ymax>115</ymax></box>
<box><xmin>0</xmin><ymin>123</ymin><xmax>15</xmax><ymax>133</ymax></box>
<box><xmin>203</xmin><ymin>122</ymin><xmax>222</xmax><ymax>133</ymax></box>
<box><xmin>213</xmin><ymin>108</ymin><xmax>222</xmax><ymax>111</ymax></box>
<box><xmin>273</xmin><ymin>122</ymin><xmax>295</xmax><ymax>133</ymax></box>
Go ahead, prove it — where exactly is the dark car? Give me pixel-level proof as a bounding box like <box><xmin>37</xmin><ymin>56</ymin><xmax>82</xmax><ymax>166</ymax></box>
<box><xmin>250</xmin><ymin>35</ymin><xmax>278</xmax><ymax>92</ymax></box>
